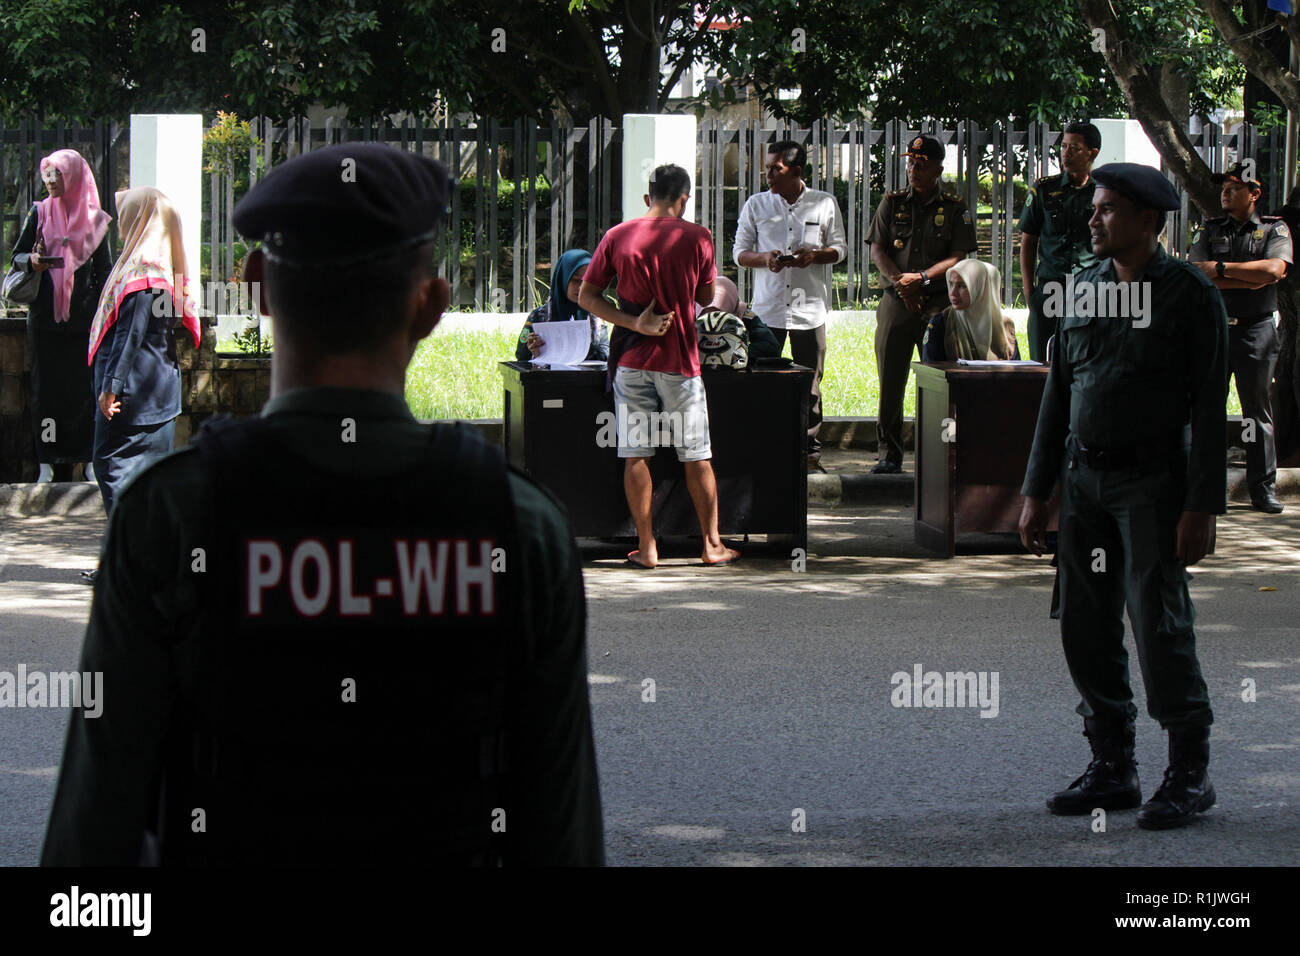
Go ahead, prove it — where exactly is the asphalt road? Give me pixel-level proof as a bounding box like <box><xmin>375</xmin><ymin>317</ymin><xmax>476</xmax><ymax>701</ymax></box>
<box><xmin>1</xmin><ymin>501</ymin><xmax>1297</xmax><ymax>867</ymax></box>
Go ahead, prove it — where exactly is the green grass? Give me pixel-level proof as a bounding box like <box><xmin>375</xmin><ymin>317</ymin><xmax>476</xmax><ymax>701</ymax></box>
<box><xmin>405</xmin><ymin>321</ymin><xmax>1006</xmax><ymax>420</ymax></box>
<box><xmin>406</xmin><ymin>327</ymin><xmax>520</xmax><ymax>419</ymax></box>
<box><xmin>404</xmin><ymin>322</ymin><xmax>1244</xmax><ymax>419</ymax></box>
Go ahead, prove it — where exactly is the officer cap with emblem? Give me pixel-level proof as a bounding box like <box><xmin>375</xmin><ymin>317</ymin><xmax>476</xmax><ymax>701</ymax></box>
<box><xmin>1091</xmin><ymin>163</ymin><xmax>1181</xmax><ymax>211</ymax></box>
<box><xmin>904</xmin><ymin>135</ymin><xmax>945</xmax><ymax>164</ymax></box>
<box><xmin>233</xmin><ymin>143</ymin><xmax>453</xmax><ymax>268</ymax></box>
<box><xmin>1210</xmin><ymin>161</ymin><xmax>1262</xmax><ymax>192</ymax></box>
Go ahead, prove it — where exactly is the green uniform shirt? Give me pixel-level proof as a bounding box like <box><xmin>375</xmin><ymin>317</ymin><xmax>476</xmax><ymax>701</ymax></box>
<box><xmin>1018</xmin><ymin>172</ymin><xmax>1099</xmax><ymax>282</ymax></box>
<box><xmin>1022</xmin><ymin>247</ymin><xmax>1229</xmax><ymax>514</ymax></box>
<box><xmin>41</xmin><ymin>387</ymin><xmax>604</xmax><ymax>866</ymax></box>
<box><xmin>866</xmin><ymin>186</ymin><xmax>978</xmax><ymax>302</ymax></box>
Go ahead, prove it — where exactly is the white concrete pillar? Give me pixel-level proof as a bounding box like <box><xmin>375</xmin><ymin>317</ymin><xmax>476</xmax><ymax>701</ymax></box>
<box><xmin>129</xmin><ymin>114</ymin><xmax>203</xmax><ymax>283</ymax></box>
<box><xmin>1091</xmin><ymin>118</ymin><xmax>1161</xmax><ymax>170</ymax></box>
<box><xmin>622</xmin><ymin>114</ymin><xmax>698</xmax><ymax>223</ymax></box>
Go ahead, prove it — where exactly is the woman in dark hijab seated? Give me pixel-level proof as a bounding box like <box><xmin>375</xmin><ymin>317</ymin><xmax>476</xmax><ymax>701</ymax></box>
<box><xmin>515</xmin><ymin>248</ymin><xmax>609</xmax><ymax>362</ymax></box>
<box><xmin>921</xmin><ymin>258</ymin><xmax>1021</xmax><ymax>363</ymax></box>
<box><xmin>699</xmin><ymin>275</ymin><xmax>781</xmax><ymax>359</ymax></box>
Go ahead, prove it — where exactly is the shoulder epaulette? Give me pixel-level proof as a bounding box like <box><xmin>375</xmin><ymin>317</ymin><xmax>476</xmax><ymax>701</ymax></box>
<box><xmin>940</xmin><ymin>190</ymin><xmax>962</xmax><ymax>204</ymax></box>
<box><xmin>887</xmin><ymin>188</ymin><xmax>908</xmax><ymax>199</ymax></box>
<box><xmin>1260</xmin><ymin>214</ymin><xmax>1283</xmax><ymax>222</ymax></box>
<box><xmin>1034</xmin><ymin>174</ymin><xmax>1058</xmax><ymax>190</ymax></box>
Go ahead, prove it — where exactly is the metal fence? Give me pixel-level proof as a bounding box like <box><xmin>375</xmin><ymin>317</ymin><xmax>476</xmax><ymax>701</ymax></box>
<box><xmin>2</xmin><ymin>115</ymin><xmax>1281</xmax><ymax>313</ymax></box>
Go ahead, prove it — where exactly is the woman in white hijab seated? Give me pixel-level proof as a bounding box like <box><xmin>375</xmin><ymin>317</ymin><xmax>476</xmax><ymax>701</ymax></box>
<box><xmin>920</xmin><ymin>258</ymin><xmax>1021</xmax><ymax>363</ymax></box>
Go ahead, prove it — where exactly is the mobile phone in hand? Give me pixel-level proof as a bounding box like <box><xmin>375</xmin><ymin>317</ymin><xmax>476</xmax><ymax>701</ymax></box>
<box><xmin>36</xmin><ymin>255</ymin><xmax>64</xmax><ymax>268</ymax></box>
<box><xmin>776</xmin><ymin>254</ymin><xmax>798</xmax><ymax>263</ymax></box>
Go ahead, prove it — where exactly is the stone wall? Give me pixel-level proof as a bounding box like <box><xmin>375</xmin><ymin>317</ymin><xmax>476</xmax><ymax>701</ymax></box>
<box><xmin>0</xmin><ymin>313</ymin><xmax>270</xmax><ymax>482</ymax></box>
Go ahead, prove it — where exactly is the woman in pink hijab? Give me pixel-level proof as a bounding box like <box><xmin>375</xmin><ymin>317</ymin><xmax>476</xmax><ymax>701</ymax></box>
<box><xmin>9</xmin><ymin>149</ymin><xmax>113</xmax><ymax>481</ymax></box>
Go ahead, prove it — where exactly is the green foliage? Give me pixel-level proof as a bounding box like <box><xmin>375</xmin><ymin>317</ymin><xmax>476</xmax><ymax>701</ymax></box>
<box><xmin>0</xmin><ymin>1</ymin><xmax>480</xmax><ymax>123</ymax></box>
<box><xmin>1252</xmin><ymin>102</ymin><xmax>1288</xmax><ymax>135</ymax></box>
<box><xmin>701</xmin><ymin>0</ymin><xmax>1242</xmax><ymax>126</ymax></box>
<box><xmin>454</xmin><ymin>175</ymin><xmax>553</xmax><ymax>252</ymax></box>
<box><xmin>202</xmin><ymin>112</ymin><xmax>263</xmax><ymax>190</ymax></box>
<box><xmin>230</xmin><ymin>323</ymin><xmax>272</xmax><ymax>355</ymax></box>
<box><xmin>0</xmin><ymin>1</ymin><xmax>1252</xmax><ymax>135</ymax></box>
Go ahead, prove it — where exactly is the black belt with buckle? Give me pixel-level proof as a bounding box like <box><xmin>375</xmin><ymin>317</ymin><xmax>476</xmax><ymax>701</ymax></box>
<box><xmin>1227</xmin><ymin>312</ymin><xmax>1274</xmax><ymax>327</ymax></box>
<box><xmin>1067</xmin><ymin>435</ymin><xmax>1184</xmax><ymax>471</ymax></box>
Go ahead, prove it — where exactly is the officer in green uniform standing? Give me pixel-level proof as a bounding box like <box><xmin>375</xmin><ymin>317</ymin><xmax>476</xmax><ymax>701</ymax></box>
<box><xmin>867</xmin><ymin>134</ymin><xmax>978</xmax><ymax>473</ymax></box>
<box><xmin>1188</xmin><ymin>161</ymin><xmax>1292</xmax><ymax>513</ymax></box>
<box><xmin>1019</xmin><ymin>122</ymin><xmax>1102</xmax><ymax>361</ymax></box>
<box><xmin>41</xmin><ymin>145</ymin><xmax>605</xmax><ymax>866</ymax></box>
<box><xmin>1019</xmin><ymin>163</ymin><xmax>1227</xmax><ymax>831</ymax></box>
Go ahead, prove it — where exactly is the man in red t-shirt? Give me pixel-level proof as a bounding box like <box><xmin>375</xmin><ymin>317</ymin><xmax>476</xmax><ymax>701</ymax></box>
<box><xmin>579</xmin><ymin>164</ymin><xmax>740</xmax><ymax>568</ymax></box>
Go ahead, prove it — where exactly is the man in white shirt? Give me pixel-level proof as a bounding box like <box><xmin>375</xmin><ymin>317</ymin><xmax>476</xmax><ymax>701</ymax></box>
<box><xmin>734</xmin><ymin>141</ymin><xmax>848</xmax><ymax>472</ymax></box>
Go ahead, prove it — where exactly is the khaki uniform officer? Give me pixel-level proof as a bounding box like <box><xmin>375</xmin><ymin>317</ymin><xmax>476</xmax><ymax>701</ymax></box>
<box><xmin>867</xmin><ymin>135</ymin><xmax>977</xmax><ymax>473</ymax></box>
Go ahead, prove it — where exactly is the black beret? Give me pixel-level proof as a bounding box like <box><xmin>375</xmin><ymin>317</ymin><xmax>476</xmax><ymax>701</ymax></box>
<box><xmin>904</xmin><ymin>134</ymin><xmax>945</xmax><ymax>164</ymax></box>
<box><xmin>1210</xmin><ymin>161</ymin><xmax>1261</xmax><ymax>191</ymax></box>
<box><xmin>1091</xmin><ymin>163</ymin><xmax>1181</xmax><ymax>211</ymax></box>
<box><xmin>232</xmin><ymin>144</ymin><xmax>453</xmax><ymax>267</ymax></box>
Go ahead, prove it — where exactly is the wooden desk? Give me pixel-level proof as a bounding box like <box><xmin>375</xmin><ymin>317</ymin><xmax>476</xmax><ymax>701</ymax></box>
<box><xmin>500</xmin><ymin>362</ymin><xmax>812</xmax><ymax>549</ymax></box>
<box><xmin>912</xmin><ymin>361</ymin><xmax>1060</xmax><ymax>557</ymax></box>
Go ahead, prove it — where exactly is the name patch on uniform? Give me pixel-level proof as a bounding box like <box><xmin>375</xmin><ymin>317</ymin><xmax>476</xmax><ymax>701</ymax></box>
<box><xmin>242</xmin><ymin>534</ymin><xmax>501</xmax><ymax>624</ymax></box>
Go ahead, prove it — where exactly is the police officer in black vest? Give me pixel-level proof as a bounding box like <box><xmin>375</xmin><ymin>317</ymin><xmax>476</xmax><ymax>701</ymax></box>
<box><xmin>41</xmin><ymin>145</ymin><xmax>605</xmax><ymax>866</ymax></box>
<box><xmin>1189</xmin><ymin>161</ymin><xmax>1293</xmax><ymax>513</ymax></box>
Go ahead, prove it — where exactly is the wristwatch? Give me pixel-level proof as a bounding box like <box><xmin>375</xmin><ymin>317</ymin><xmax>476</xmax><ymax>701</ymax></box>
<box><xmin>1216</xmin><ymin>261</ymin><xmax>1226</xmax><ymax>278</ymax></box>
<box><xmin>921</xmin><ymin>273</ymin><xmax>931</xmax><ymax>289</ymax></box>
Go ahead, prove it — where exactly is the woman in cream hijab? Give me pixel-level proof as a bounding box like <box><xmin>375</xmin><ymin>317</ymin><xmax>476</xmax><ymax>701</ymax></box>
<box><xmin>87</xmin><ymin>186</ymin><xmax>200</xmax><ymax>524</ymax></box>
<box><xmin>921</xmin><ymin>258</ymin><xmax>1021</xmax><ymax>362</ymax></box>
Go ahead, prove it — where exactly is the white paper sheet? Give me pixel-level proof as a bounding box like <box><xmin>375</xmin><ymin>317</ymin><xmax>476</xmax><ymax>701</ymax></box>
<box><xmin>529</xmin><ymin>320</ymin><xmax>591</xmax><ymax>366</ymax></box>
<box><xmin>955</xmin><ymin>358</ymin><xmax>1043</xmax><ymax>366</ymax></box>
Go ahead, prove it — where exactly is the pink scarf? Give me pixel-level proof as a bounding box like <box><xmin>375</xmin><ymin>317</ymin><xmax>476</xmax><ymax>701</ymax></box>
<box><xmin>38</xmin><ymin>149</ymin><xmax>111</xmax><ymax>324</ymax></box>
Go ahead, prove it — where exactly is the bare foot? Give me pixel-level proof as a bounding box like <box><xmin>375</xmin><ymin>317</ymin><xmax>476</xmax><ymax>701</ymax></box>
<box><xmin>701</xmin><ymin>545</ymin><xmax>740</xmax><ymax>566</ymax></box>
<box><xmin>627</xmin><ymin>548</ymin><xmax>657</xmax><ymax>569</ymax></box>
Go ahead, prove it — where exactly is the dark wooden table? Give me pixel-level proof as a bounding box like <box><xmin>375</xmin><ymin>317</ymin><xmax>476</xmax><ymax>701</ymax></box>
<box><xmin>912</xmin><ymin>361</ymin><xmax>1060</xmax><ymax>557</ymax></box>
<box><xmin>500</xmin><ymin>362</ymin><xmax>812</xmax><ymax>549</ymax></box>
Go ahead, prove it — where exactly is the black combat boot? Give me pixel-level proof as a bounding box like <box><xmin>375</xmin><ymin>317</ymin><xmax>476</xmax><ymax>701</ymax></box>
<box><xmin>1250</xmin><ymin>485</ymin><xmax>1284</xmax><ymax>514</ymax></box>
<box><xmin>1136</xmin><ymin>725</ymin><xmax>1215</xmax><ymax>830</ymax></box>
<box><xmin>1047</xmin><ymin>718</ymin><xmax>1141</xmax><ymax>815</ymax></box>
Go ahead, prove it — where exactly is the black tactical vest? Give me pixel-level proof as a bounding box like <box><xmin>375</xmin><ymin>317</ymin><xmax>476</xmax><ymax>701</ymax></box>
<box><xmin>152</xmin><ymin>415</ymin><xmax>520</xmax><ymax>866</ymax></box>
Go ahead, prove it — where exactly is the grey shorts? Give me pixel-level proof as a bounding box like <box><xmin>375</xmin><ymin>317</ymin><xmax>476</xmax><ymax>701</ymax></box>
<box><xmin>611</xmin><ymin>367</ymin><xmax>711</xmax><ymax>461</ymax></box>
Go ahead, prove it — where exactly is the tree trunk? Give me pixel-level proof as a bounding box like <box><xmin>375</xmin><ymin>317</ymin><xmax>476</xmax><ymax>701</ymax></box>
<box><xmin>1201</xmin><ymin>0</ymin><xmax>1300</xmax><ymax>113</ymax></box>
<box><xmin>1076</xmin><ymin>0</ymin><xmax>1220</xmax><ymax>216</ymax></box>
<box><xmin>1160</xmin><ymin>63</ymin><xmax>1190</xmax><ymax>128</ymax></box>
